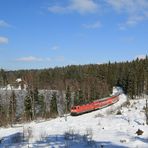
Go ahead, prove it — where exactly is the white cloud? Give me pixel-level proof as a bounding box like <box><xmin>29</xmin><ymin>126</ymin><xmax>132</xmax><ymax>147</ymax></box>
<box><xmin>48</xmin><ymin>0</ymin><xmax>98</xmax><ymax>14</ymax></box>
<box><xmin>0</xmin><ymin>36</ymin><xmax>8</xmax><ymax>44</ymax></box>
<box><xmin>48</xmin><ymin>6</ymin><xmax>67</xmax><ymax>13</ymax></box>
<box><xmin>83</xmin><ymin>21</ymin><xmax>101</xmax><ymax>29</ymax></box>
<box><xmin>46</xmin><ymin>58</ymin><xmax>51</xmax><ymax>62</ymax></box>
<box><xmin>119</xmin><ymin>15</ymin><xmax>146</xmax><ymax>29</ymax></box>
<box><xmin>16</xmin><ymin>56</ymin><xmax>65</xmax><ymax>63</ymax></box>
<box><xmin>121</xmin><ymin>36</ymin><xmax>135</xmax><ymax>43</ymax></box>
<box><xmin>69</xmin><ymin>0</ymin><xmax>98</xmax><ymax>14</ymax></box>
<box><xmin>51</xmin><ymin>45</ymin><xmax>59</xmax><ymax>50</ymax></box>
<box><xmin>55</xmin><ymin>56</ymin><xmax>65</xmax><ymax>62</ymax></box>
<box><xmin>0</xmin><ymin>20</ymin><xmax>10</xmax><ymax>28</ymax></box>
<box><xmin>16</xmin><ymin>56</ymin><xmax>43</xmax><ymax>62</ymax></box>
<box><xmin>106</xmin><ymin>0</ymin><xmax>148</xmax><ymax>28</ymax></box>
<box><xmin>107</xmin><ymin>0</ymin><xmax>148</xmax><ymax>13</ymax></box>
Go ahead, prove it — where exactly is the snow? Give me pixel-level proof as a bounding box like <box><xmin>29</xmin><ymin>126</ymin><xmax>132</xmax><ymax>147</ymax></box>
<box><xmin>0</xmin><ymin>94</ymin><xmax>148</xmax><ymax>148</ymax></box>
<box><xmin>16</xmin><ymin>78</ymin><xmax>22</xmax><ymax>83</ymax></box>
<box><xmin>0</xmin><ymin>84</ymin><xmax>22</xmax><ymax>90</ymax></box>
<box><xmin>0</xmin><ymin>78</ymin><xmax>27</xmax><ymax>90</ymax></box>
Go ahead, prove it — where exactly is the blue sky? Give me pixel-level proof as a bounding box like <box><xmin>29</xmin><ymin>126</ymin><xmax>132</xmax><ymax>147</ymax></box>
<box><xmin>0</xmin><ymin>0</ymin><xmax>148</xmax><ymax>70</ymax></box>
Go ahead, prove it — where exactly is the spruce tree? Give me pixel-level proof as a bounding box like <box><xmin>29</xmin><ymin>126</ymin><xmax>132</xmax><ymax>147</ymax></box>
<box><xmin>0</xmin><ymin>69</ymin><xmax>8</xmax><ymax>86</ymax></box>
<box><xmin>50</xmin><ymin>92</ymin><xmax>58</xmax><ymax>117</ymax></box>
<box><xmin>78</xmin><ymin>89</ymin><xmax>84</xmax><ymax>105</ymax></box>
<box><xmin>0</xmin><ymin>94</ymin><xmax>4</xmax><ymax>126</ymax></box>
<box><xmin>127</xmin><ymin>70</ymin><xmax>136</xmax><ymax>99</ymax></box>
<box><xmin>36</xmin><ymin>94</ymin><xmax>45</xmax><ymax>118</ymax></box>
<box><xmin>9</xmin><ymin>91</ymin><xmax>16</xmax><ymax>126</ymax></box>
<box><xmin>73</xmin><ymin>91</ymin><xmax>80</xmax><ymax>106</ymax></box>
<box><xmin>24</xmin><ymin>93</ymin><xmax>32</xmax><ymax>121</ymax></box>
<box><xmin>65</xmin><ymin>86</ymin><xmax>71</xmax><ymax>112</ymax></box>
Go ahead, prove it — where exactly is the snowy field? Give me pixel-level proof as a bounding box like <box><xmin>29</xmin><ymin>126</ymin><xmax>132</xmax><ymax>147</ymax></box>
<box><xmin>0</xmin><ymin>94</ymin><xmax>148</xmax><ymax>148</ymax></box>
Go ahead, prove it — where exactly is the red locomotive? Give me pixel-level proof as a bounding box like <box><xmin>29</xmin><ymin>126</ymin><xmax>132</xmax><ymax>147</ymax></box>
<box><xmin>71</xmin><ymin>94</ymin><xmax>120</xmax><ymax>116</ymax></box>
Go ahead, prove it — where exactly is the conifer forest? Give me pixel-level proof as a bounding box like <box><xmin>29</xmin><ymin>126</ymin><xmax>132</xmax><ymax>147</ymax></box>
<box><xmin>0</xmin><ymin>57</ymin><xmax>148</xmax><ymax>126</ymax></box>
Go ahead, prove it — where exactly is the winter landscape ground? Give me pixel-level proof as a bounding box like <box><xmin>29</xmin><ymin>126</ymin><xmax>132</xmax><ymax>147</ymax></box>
<box><xmin>0</xmin><ymin>94</ymin><xmax>148</xmax><ymax>148</ymax></box>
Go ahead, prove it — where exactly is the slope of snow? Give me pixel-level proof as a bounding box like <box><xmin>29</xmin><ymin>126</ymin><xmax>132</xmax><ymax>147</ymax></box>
<box><xmin>0</xmin><ymin>94</ymin><xmax>148</xmax><ymax>148</ymax></box>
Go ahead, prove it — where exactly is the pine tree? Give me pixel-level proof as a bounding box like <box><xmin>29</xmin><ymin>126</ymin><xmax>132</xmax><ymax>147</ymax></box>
<box><xmin>24</xmin><ymin>93</ymin><xmax>32</xmax><ymax>121</ymax></box>
<box><xmin>73</xmin><ymin>91</ymin><xmax>80</xmax><ymax>106</ymax></box>
<box><xmin>50</xmin><ymin>92</ymin><xmax>58</xmax><ymax>117</ymax></box>
<box><xmin>65</xmin><ymin>86</ymin><xmax>71</xmax><ymax>112</ymax></box>
<box><xmin>36</xmin><ymin>94</ymin><xmax>45</xmax><ymax>118</ymax></box>
<box><xmin>0</xmin><ymin>94</ymin><xmax>4</xmax><ymax>126</ymax></box>
<box><xmin>127</xmin><ymin>70</ymin><xmax>136</xmax><ymax>99</ymax></box>
<box><xmin>9</xmin><ymin>91</ymin><xmax>16</xmax><ymax>126</ymax></box>
<box><xmin>78</xmin><ymin>89</ymin><xmax>84</xmax><ymax>105</ymax></box>
<box><xmin>0</xmin><ymin>69</ymin><xmax>8</xmax><ymax>86</ymax></box>
<box><xmin>146</xmin><ymin>99</ymin><xmax>148</xmax><ymax>125</ymax></box>
<box><xmin>33</xmin><ymin>87</ymin><xmax>39</xmax><ymax>118</ymax></box>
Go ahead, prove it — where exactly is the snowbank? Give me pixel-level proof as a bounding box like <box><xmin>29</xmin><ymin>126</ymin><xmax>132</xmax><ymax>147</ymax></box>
<box><xmin>0</xmin><ymin>94</ymin><xmax>148</xmax><ymax>148</ymax></box>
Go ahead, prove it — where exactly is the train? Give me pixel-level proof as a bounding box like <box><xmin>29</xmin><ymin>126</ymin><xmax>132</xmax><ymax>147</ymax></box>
<box><xmin>71</xmin><ymin>94</ymin><xmax>120</xmax><ymax>116</ymax></box>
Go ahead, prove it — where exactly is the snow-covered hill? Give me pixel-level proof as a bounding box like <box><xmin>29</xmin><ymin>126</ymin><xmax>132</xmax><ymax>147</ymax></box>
<box><xmin>0</xmin><ymin>94</ymin><xmax>148</xmax><ymax>148</ymax></box>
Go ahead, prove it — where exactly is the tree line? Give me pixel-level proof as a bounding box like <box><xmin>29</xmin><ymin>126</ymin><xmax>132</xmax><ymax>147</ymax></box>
<box><xmin>1</xmin><ymin>56</ymin><xmax>147</xmax><ymax>98</ymax></box>
<box><xmin>0</xmin><ymin>57</ymin><xmax>148</xmax><ymax>126</ymax></box>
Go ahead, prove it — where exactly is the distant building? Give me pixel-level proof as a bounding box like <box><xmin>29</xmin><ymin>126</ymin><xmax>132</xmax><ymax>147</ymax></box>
<box><xmin>0</xmin><ymin>78</ymin><xmax>27</xmax><ymax>90</ymax></box>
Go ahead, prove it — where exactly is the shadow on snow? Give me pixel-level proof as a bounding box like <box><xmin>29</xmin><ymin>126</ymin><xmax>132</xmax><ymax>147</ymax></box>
<box><xmin>0</xmin><ymin>132</ymin><xmax>129</xmax><ymax>148</ymax></box>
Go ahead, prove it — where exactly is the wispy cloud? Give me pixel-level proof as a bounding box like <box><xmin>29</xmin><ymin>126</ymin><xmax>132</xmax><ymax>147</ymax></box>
<box><xmin>48</xmin><ymin>0</ymin><xmax>98</xmax><ymax>14</ymax></box>
<box><xmin>16</xmin><ymin>56</ymin><xmax>65</xmax><ymax>63</ymax></box>
<box><xmin>16</xmin><ymin>56</ymin><xmax>43</xmax><ymax>62</ymax></box>
<box><xmin>48</xmin><ymin>6</ymin><xmax>67</xmax><ymax>13</ymax></box>
<box><xmin>0</xmin><ymin>36</ymin><xmax>8</xmax><ymax>44</ymax></box>
<box><xmin>0</xmin><ymin>20</ymin><xmax>11</xmax><ymax>28</ymax></box>
<box><xmin>51</xmin><ymin>45</ymin><xmax>59</xmax><ymax>50</ymax></box>
<box><xmin>46</xmin><ymin>58</ymin><xmax>51</xmax><ymax>62</ymax></box>
<box><xmin>107</xmin><ymin>0</ymin><xmax>148</xmax><ymax>14</ymax></box>
<box><xmin>119</xmin><ymin>15</ymin><xmax>146</xmax><ymax>30</ymax></box>
<box><xmin>82</xmin><ymin>21</ymin><xmax>101</xmax><ymax>29</ymax></box>
<box><xmin>106</xmin><ymin>0</ymin><xmax>148</xmax><ymax>28</ymax></box>
<box><xmin>121</xmin><ymin>36</ymin><xmax>135</xmax><ymax>43</ymax></box>
<box><xmin>55</xmin><ymin>56</ymin><xmax>65</xmax><ymax>62</ymax></box>
<box><xmin>69</xmin><ymin>0</ymin><xmax>98</xmax><ymax>14</ymax></box>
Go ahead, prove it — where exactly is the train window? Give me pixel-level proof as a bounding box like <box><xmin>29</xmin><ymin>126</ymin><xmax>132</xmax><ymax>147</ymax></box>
<box><xmin>71</xmin><ymin>107</ymin><xmax>75</xmax><ymax>109</ymax></box>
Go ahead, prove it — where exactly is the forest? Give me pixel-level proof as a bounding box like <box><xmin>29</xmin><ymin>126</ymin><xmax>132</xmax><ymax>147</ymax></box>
<box><xmin>0</xmin><ymin>57</ymin><xmax>148</xmax><ymax>126</ymax></box>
